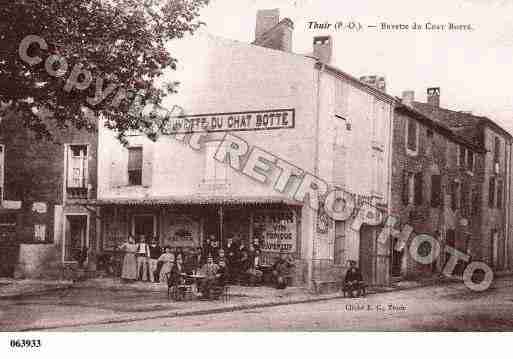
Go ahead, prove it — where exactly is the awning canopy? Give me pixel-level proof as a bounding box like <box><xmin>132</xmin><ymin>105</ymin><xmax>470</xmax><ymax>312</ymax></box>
<box><xmin>89</xmin><ymin>195</ymin><xmax>302</xmax><ymax>207</ymax></box>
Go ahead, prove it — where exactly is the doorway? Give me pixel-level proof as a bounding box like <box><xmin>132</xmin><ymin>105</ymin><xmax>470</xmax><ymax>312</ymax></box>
<box><xmin>132</xmin><ymin>214</ymin><xmax>156</xmax><ymax>241</ymax></box>
<box><xmin>64</xmin><ymin>214</ymin><xmax>89</xmax><ymax>262</ymax></box>
<box><xmin>391</xmin><ymin>237</ymin><xmax>403</xmax><ymax>277</ymax></box>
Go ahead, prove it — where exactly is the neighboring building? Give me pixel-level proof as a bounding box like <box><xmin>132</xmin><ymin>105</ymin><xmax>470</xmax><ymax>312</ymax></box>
<box><xmin>95</xmin><ymin>9</ymin><xmax>396</xmax><ymax>286</ymax></box>
<box><xmin>389</xmin><ymin>93</ymin><xmax>486</xmax><ymax>280</ymax></box>
<box><xmin>412</xmin><ymin>89</ymin><xmax>513</xmax><ymax>271</ymax></box>
<box><xmin>0</xmin><ymin>111</ymin><xmax>98</xmax><ymax>278</ymax></box>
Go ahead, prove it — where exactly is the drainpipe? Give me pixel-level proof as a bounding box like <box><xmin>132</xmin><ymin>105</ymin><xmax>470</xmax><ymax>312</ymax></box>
<box><xmin>385</xmin><ymin>102</ymin><xmax>395</xmax><ymax>285</ymax></box>
<box><xmin>308</xmin><ymin>61</ymin><xmax>324</xmax><ymax>289</ymax></box>
<box><xmin>504</xmin><ymin>142</ymin><xmax>511</xmax><ymax>269</ymax></box>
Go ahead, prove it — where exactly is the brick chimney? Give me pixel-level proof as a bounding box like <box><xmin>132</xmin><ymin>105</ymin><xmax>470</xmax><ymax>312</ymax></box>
<box><xmin>255</xmin><ymin>9</ymin><xmax>280</xmax><ymax>40</ymax></box>
<box><xmin>427</xmin><ymin>87</ymin><xmax>440</xmax><ymax>107</ymax></box>
<box><xmin>254</xmin><ymin>9</ymin><xmax>293</xmax><ymax>52</ymax></box>
<box><xmin>359</xmin><ymin>75</ymin><xmax>386</xmax><ymax>92</ymax></box>
<box><xmin>402</xmin><ymin>90</ymin><xmax>415</xmax><ymax>106</ymax></box>
<box><xmin>313</xmin><ymin>35</ymin><xmax>332</xmax><ymax>64</ymax></box>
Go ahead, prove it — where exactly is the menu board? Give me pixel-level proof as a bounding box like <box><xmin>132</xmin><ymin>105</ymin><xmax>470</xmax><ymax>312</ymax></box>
<box><xmin>252</xmin><ymin>210</ymin><xmax>296</xmax><ymax>253</ymax></box>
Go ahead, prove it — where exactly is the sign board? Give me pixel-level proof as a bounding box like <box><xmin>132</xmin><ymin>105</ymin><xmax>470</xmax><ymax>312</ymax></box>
<box><xmin>160</xmin><ymin>109</ymin><xmax>295</xmax><ymax>134</ymax></box>
<box><xmin>252</xmin><ymin>210</ymin><xmax>296</xmax><ymax>253</ymax></box>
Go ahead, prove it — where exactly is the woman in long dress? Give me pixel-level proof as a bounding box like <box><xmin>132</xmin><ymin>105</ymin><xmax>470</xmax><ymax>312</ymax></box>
<box><xmin>158</xmin><ymin>247</ymin><xmax>176</xmax><ymax>283</ymax></box>
<box><xmin>120</xmin><ymin>235</ymin><xmax>138</xmax><ymax>281</ymax></box>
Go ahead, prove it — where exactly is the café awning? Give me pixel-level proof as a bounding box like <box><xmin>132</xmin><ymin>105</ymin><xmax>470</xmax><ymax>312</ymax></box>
<box><xmin>89</xmin><ymin>195</ymin><xmax>302</xmax><ymax>207</ymax></box>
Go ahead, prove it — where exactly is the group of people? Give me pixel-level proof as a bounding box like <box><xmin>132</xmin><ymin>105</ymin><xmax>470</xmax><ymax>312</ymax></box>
<box><xmin>118</xmin><ymin>234</ymin><xmax>296</xmax><ymax>295</ymax></box>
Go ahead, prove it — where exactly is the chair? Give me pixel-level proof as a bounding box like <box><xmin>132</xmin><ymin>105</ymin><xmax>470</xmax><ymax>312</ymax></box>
<box><xmin>166</xmin><ymin>272</ymin><xmax>193</xmax><ymax>301</ymax></box>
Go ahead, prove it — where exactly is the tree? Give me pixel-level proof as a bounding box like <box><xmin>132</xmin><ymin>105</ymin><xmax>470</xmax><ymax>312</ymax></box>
<box><xmin>0</xmin><ymin>0</ymin><xmax>209</xmax><ymax>141</ymax></box>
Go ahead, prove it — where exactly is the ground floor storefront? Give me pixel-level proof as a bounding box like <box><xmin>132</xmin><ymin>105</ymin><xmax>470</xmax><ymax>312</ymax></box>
<box><xmin>97</xmin><ymin>200</ymin><xmax>307</xmax><ymax>284</ymax></box>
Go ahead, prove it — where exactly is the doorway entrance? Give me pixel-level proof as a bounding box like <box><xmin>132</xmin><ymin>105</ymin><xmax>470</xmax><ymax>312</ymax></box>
<box><xmin>132</xmin><ymin>214</ymin><xmax>156</xmax><ymax>241</ymax></box>
<box><xmin>64</xmin><ymin>214</ymin><xmax>89</xmax><ymax>262</ymax></box>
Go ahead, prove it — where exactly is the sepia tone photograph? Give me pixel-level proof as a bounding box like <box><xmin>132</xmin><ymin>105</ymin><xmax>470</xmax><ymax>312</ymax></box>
<box><xmin>0</xmin><ymin>0</ymin><xmax>513</xmax><ymax>340</ymax></box>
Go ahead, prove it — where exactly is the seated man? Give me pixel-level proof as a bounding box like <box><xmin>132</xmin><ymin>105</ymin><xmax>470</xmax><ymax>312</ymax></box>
<box><xmin>240</xmin><ymin>251</ymin><xmax>262</xmax><ymax>286</ymax></box>
<box><xmin>216</xmin><ymin>260</ymin><xmax>228</xmax><ymax>287</ymax></box>
<box><xmin>198</xmin><ymin>256</ymin><xmax>220</xmax><ymax>299</ymax></box>
<box><xmin>272</xmin><ymin>251</ymin><xmax>294</xmax><ymax>289</ymax></box>
<box><xmin>343</xmin><ymin>260</ymin><xmax>365</xmax><ymax>297</ymax></box>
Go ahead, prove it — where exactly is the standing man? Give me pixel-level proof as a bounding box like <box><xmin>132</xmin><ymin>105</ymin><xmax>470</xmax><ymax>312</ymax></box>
<box><xmin>136</xmin><ymin>235</ymin><xmax>150</xmax><ymax>281</ymax></box>
<box><xmin>148</xmin><ymin>237</ymin><xmax>162</xmax><ymax>282</ymax></box>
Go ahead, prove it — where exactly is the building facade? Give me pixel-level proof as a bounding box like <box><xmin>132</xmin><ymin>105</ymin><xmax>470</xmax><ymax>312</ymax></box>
<box><xmin>0</xmin><ymin>111</ymin><xmax>98</xmax><ymax>278</ymax></box>
<box><xmin>95</xmin><ymin>10</ymin><xmax>395</xmax><ymax>286</ymax></box>
<box><xmin>413</xmin><ymin>89</ymin><xmax>513</xmax><ymax>271</ymax></box>
<box><xmin>390</xmin><ymin>96</ymin><xmax>486</xmax><ymax>280</ymax></box>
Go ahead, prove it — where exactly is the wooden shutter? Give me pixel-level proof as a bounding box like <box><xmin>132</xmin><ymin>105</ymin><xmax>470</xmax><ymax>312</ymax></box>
<box><xmin>402</xmin><ymin>171</ymin><xmax>410</xmax><ymax>205</ymax></box>
<box><xmin>489</xmin><ymin>177</ymin><xmax>495</xmax><ymax>207</ymax></box>
<box><xmin>431</xmin><ymin>175</ymin><xmax>441</xmax><ymax>207</ymax></box>
<box><xmin>414</xmin><ymin>172</ymin><xmax>423</xmax><ymax>205</ymax></box>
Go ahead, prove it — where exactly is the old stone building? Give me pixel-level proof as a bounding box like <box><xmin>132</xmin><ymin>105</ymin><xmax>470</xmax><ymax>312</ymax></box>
<box><xmin>412</xmin><ymin>89</ymin><xmax>513</xmax><ymax>271</ymax></box>
<box><xmin>389</xmin><ymin>94</ymin><xmax>486</xmax><ymax>280</ymax></box>
<box><xmin>0</xmin><ymin>111</ymin><xmax>98</xmax><ymax>278</ymax></box>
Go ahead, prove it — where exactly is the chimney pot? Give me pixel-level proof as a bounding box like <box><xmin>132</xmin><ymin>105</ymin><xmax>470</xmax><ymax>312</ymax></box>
<box><xmin>427</xmin><ymin>87</ymin><xmax>440</xmax><ymax>107</ymax></box>
<box><xmin>359</xmin><ymin>75</ymin><xmax>387</xmax><ymax>93</ymax></box>
<box><xmin>313</xmin><ymin>35</ymin><xmax>332</xmax><ymax>64</ymax></box>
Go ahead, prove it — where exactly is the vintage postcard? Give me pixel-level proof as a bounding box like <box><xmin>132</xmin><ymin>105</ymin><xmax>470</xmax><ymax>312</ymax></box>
<box><xmin>1</xmin><ymin>1</ymin><xmax>512</xmax><ymax>351</ymax></box>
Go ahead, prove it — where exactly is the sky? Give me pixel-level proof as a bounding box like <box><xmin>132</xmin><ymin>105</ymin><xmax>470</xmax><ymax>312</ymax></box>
<box><xmin>191</xmin><ymin>0</ymin><xmax>513</xmax><ymax>133</ymax></box>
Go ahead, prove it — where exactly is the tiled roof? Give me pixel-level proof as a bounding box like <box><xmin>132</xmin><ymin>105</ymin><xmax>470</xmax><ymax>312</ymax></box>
<box><xmin>396</xmin><ymin>102</ymin><xmax>485</xmax><ymax>153</ymax></box>
<box><xmin>412</xmin><ymin>101</ymin><xmax>512</xmax><ymax>140</ymax></box>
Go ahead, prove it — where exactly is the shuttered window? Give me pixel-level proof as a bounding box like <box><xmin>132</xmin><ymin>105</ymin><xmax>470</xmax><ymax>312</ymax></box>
<box><xmin>431</xmin><ymin>175</ymin><xmax>442</xmax><ymax>207</ymax></box>
<box><xmin>0</xmin><ymin>145</ymin><xmax>4</xmax><ymax>201</ymax></box>
<box><xmin>128</xmin><ymin>147</ymin><xmax>143</xmax><ymax>186</ymax></box>
<box><xmin>67</xmin><ymin>145</ymin><xmax>88</xmax><ymax>188</ymax></box>
<box><xmin>459</xmin><ymin>146</ymin><xmax>466</xmax><ymax>168</ymax></box>
<box><xmin>451</xmin><ymin>181</ymin><xmax>460</xmax><ymax>211</ymax></box>
<box><xmin>414</xmin><ymin>172</ymin><xmax>423</xmax><ymax>205</ymax></box>
<box><xmin>406</xmin><ymin>119</ymin><xmax>418</xmax><ymax>152</ymax></box>
<box><xmin>489</xmin><ymin>177</ymin><xmax>495</xmax><ymax>208</ymax></box>
<box><xmin>497</xmin><ymin>180</ymin><xmax>503</xmax><ymax>209</ymax></box>
<box><xmin>402</xmin><ymin>171</ymin><xmax>411</xmax><ymax>205</ymax></box>
<box><xmin>467</xmin><ymin>150</ymin><xmax>474</xmax><ymax>172</ymax></box>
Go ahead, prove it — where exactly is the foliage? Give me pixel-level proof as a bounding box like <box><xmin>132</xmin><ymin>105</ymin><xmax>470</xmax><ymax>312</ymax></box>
<box><xmin>0</xmin><ymin>0</ymin><xmax>209</xmax><ymax>141</ymax></box>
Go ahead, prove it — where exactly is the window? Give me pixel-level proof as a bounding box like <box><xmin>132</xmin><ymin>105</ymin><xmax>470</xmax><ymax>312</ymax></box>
<box><xmin>459</xmin><ymin>145</ymin><xmax>466</xmax><ymax>168</ymax></box>
<box><xmin>489</xmin><ymin>177</ymin><xmax>496</xmax><ymax>208</ymax></box>
<box><xmin>431</xmin><ymin>175</ymin><xmax>442</xmax><ymax>207</ymax></box>
<box><xmin>461</xmin><ymin>182</ymin><xmax>469</xmax><ymax>217</ymax></box>
<box><xmin>204</xmin><ymin>141</ymin><xmax>227</xmax><ymax>184</ymax></box>
<box><xmin>128</xmin><ymin>147</ymin><xmax>143</xmax><ymax>186</ymax></box>
<box><xmin>66</xmin><ymin>145</ymin><xmax>89</xmax><ymax>199</ymax></box>
<box><xmin>466</xmin><ymin>150</ymin><xmax>474</xmax><ymax>172</ymax></box>
<box><xmin>414</xmin><ymin>172</ymin><xmax>423</xmax><ymax>205</ymax></box>
<box><xmin>494</xmin><ymin>137</ymin><xmax>500</xmax><ymax>162</ymax></box>
<box><xmin>450</xmin><ymin>181</ymin><xmax>460</xmax><ymax>211</ymax></box>
<box><xmin>402</xmin><ymin>171</ymin><xmax>414</xmax><ymax>205</ymax></box>
<box><xmin>0</xmin><ymin>144</ymin><xmax>4</xmax><ymax>202</ymax></box>
<box><xmin>497</xmin><ymin>180</ymin><xmax>503</xmax><ymax>209</ymax></box>
<box><xmin>471</xmin><ymin>186</ymin><xmax>480</xmax><ymax>215</ymax></box>
<box><xmin>406</xmin><ymin>118</ymin><xmax>418</xmax><ymax>153</ymax></box>
<box><xmin>0</xmin><ymin>212</ymin><xmax>16</xmax><ymax>241</ymax></box>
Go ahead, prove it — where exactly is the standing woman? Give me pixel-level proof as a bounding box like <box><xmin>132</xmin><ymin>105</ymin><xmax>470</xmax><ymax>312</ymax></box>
<box><xmin>119</xmin><ymin>235</ymin><xmax>138</xmax><ymax>282</ymax></box>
